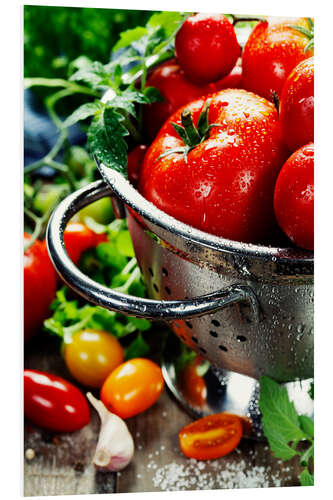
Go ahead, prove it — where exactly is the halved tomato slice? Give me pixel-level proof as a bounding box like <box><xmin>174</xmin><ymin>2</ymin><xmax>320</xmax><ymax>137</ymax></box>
<box><xmin>179</xmin><ymin>413</ymin><xmax>243</xmax><ymax>460</ymax></box>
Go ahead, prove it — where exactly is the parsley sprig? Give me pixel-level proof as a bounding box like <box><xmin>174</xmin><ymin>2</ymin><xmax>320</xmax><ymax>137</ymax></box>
<box><xmin>25</xmin><ymin>11</ymin><xmax>191</xmax><ymax>180</ymax></box>
<box><xmin>259</xmin><ymin>376</ymin><xmax>314</xmax><ymax>486</ymax></box>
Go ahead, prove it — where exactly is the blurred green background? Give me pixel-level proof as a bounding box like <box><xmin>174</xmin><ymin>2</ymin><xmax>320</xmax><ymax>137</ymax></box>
<box><xmin>24</xmin><ymin>5</ymin><xmax>154</xmax><ymax>81</ymax></box>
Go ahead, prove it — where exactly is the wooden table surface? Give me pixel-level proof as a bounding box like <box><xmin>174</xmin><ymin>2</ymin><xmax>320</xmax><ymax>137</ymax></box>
<box><xmin>24</xmin><ymin>331</ymin><xmax>303</xmax><ymax>496</ymax></box>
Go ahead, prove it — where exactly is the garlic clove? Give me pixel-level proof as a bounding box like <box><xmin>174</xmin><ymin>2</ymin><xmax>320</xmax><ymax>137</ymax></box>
<box><xmin>86</xmin><ymin>392</ymin><xmax>134</xmax><ymax>472</ymax></box>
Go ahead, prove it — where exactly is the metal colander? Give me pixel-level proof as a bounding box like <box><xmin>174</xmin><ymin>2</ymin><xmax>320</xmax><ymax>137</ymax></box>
<box><xmin>47</xmin><ymin>161</ymin><xmax>314</xmax><ymax>383</ymax></box>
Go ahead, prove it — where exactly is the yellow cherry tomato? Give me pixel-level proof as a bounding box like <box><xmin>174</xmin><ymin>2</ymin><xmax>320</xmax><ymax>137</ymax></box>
<box><xmin>100</xmin><ymin>358</ymin><xmax>164</xmax><ymax>418</ymax></box>
<box><xmin>64</xmin><ymin>329</ymin><xmax>124</xmax><ymax>388</ymax></box>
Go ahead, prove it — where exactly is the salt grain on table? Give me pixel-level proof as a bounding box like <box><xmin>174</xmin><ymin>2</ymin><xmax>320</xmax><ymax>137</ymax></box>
<box><xmin>151</xmin><ymin>458</ymin><xmax>283</xmax><ymax>491</ymax></box>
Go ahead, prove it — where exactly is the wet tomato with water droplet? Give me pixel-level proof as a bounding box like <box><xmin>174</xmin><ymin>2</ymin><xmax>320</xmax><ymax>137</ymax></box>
<box><xmin>139</xmin><ymin>89</ymin><xmax>287</xmax><ymax>243</ymax></box>
<box><xmin>242</xmin><ymin>17</ymin><xmax>313</xmax><ymax>100</ymax></box>
<box><xmin>179</xmin><ymin>413</ymin><xmax>243</xmax><ymax>460</ymax></box>
<box><xmin>175</xmin><ymin>13</ymin><xmax>240</xmax><ymax>84</ymax></box>
<box><xmin>274</xmin><ymin>142</ymin><xmax>314</xmax><ymax>250</ymax></box>
<box><xmin>279</xmin><ymin>57</ymin><xmax>314</xmax><ymax>153</ymax></box>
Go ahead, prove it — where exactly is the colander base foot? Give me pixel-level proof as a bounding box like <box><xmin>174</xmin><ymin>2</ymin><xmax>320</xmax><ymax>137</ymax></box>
<box><xmin>161</xmin><ymin>357</ymin><xmax>313</xmax><ymax>441</ymax></box>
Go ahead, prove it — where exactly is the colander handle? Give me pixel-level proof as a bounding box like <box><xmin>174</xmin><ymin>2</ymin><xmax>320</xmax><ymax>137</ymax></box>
<box><xmin>47</xmin><ymin>180</ymin><xmax>260</xmax><ymax>322</ymax></box>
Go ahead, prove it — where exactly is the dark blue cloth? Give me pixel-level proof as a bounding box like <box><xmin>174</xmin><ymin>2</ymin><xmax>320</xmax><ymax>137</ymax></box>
<box><xmin>24</xmin><ymin>89</ymin><xmax>85</xmax><ymax>175</ymax></box>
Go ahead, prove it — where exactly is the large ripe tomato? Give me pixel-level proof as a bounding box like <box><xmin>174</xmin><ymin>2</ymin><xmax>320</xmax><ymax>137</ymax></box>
<box><xmin>144</xmin><ymin>60</ymin><xmax>216</xmax><ymax>141</ymax></box>
<box><xmin>175</xmin><ymin>14</ymin><xmax>240</xmax><ymax>84</ymax></box>
<box><xmin>279</xmin><ymin>57</ymin><xmax>314</xmax><ymax>153</ymax></box>
<box><xmin>64</xmin><ymin>329</ymin><xmax>124</xmax><ymax>388</ymax></box>
<box><xmin>100</xmin><ymin>358</ymin><xmax>164</xmax><ymax>419</ymax></box>
<box><xmin>139</xmin><ymin>89</ymin><xmax>287</xmax><ymax>243</ymax></box>
<box><xmin>24</xmin><ymin>369</ymin><xmax>90</xmax><ymax>432</ymax></box>
<box><xmin>242</xmin><ymin>17</ymin><xmax>314</xmax><ymax>100</ymax></box>
<box><xmin>179</xmin><ymin>413</ymin><xmax>243</xmax><ymax>460</ymax></box>
<box><xmin>24</xmin><ymin>235</ymin><xmax>57</xmax><ymax>341</ymax></box>
<box><xmin>64</xmin><ymin>221</ymin><xmax>107</xmax><ymax>265</ymax></box>
<box><xmin>274</xmin><ymin>142</ymin><xmax>314</xmax><ymax>251</ymax></box>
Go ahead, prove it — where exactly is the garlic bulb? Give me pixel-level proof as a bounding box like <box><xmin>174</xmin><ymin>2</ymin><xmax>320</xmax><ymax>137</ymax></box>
<box><xmin>86</xmin><ymin>392</ymin><xmax>134</xmax><ymax>472</ymax></box>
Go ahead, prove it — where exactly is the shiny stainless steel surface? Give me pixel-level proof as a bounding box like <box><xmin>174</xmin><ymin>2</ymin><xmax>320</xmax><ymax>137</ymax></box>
<box><xmin>47</xmin><ymin>161</ymin><xmax>314</xmax><ymax>383</ymax></box>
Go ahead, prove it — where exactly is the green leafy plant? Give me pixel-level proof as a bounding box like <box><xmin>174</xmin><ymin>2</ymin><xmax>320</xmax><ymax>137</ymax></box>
<box><xmin>44</xmin><ymin>220</ymin><xmax>151</xmax><ymax>358</ymax></box>
<box><xmin>259</xmin><ymin>376</ymin><xmax>314</xmax><ymax>486</ymax></box>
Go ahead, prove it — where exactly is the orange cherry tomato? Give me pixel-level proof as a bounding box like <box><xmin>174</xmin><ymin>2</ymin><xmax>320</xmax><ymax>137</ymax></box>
<box><xmin>64</xmin><ymin>221</ymin><xmax>107</xmax><ymax>264</ymax></box>
<box><xmin>179</xmin><ymin>358</ymin><xmax>207</xmax><ymax>408</ymax></box>
<box><xmin>100</xmin><ymin>358</ymin><xmax>164</xmax><ymax>418</ymax></box>
<box><xmin>64</xmin><ymin>329</ymin><xmax>124</xmax><ymax>388</ymax></box>
<box><xmin>179</xmin><ymin>413</ymin><xmax>243</xmax><ymax>460</ymax></box>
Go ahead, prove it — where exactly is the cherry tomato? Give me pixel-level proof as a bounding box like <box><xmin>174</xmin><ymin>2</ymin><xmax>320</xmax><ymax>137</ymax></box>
<box><xmin>242</xmin><ymin>17</ymin><xmax>314</xmax><ymax>100</ymax></box>
<box><xmin>175</xmin><ymin>14</ymin><xmax>240</xmax><ymax>84</ymax></box>
<box><xmin>64</xmin><ymin>221</ymin><xmax>107</xmax><ymax>265</ymax></box>
<box><xmin>279</xmin><ymin>57</ymin><xmax>314</xmax><ymax>153</ymax></box>
<box><xmin>100</xmin><ymin>358</ymin><xmax>164</xmax><ymax>419</ymax></box>
<box><xmin>179</xmin><ymin>413</ymin><xmax>243</xmax><ymax>460</ymax></box>
<box><xmin>274</xmin><ymin>142</ymin><xmax>314</xmax><ymax>250</ymax></box>
<box><xmin>144</xmin><ymin>60</ymin><xmax>216</xmax><ymax>141</ymax></box>
<box><xmin>24</xmin><ymin>369</ymin><xmax>90</xmax><ymax>432</ymax></box>
<box><xmin>64</xmin><ymin>329</ymin><xmax>124</xmax><ymax>388</ymax></box>
<box><xmin>179</xmin><ymin>357</ymin><xmax>207</xmax><ymax>408</ymax></box>
<box><xmin>24</xmin><ymin>235</ymin><xmax>57</xmax><ymax>341</ymax></box>
<box><xmin>139</xmin><ymin>89</ymin><xmax>287</xmax><ymax>243</ymax></box>
<box><xmin>127</xmin><ymin>145</ymin><xmax>148</xmax><ymax>187</ymax></box>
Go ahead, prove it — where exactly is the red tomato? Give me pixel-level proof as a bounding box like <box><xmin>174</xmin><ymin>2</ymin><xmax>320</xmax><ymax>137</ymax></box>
<box><xmin>179</xmin><ymin>413</ymin><xmax>243</xmax><ymax>460</ymax></box>
<box><xmin>274</xmin><ymin>142</ymin><xmax>314</xmax><ymax>250</ymax></box>
<box><xmin>279</xmin><ymin>57</ymin><xmax>314</xmax><ymax>152</ymax></box>
<box><xmin>214</xmin><ymin>63</ymin><xmax>243</xmax><ymax>91</ymax></box>
<box><xmin>175</xmin><ymin>14</ymin><xmax>240</xmax><ymax>84</ymax></box>
<box><xmin>100</xmin><ymin>358</ymin><xmax>164</xmax><ymax>419</ymax></box>
<box><xmin>144</xmin><ymin>60</ymin><xmax>216</xmax><ymax>141</ymax></box>
<box><xmin>24</xmin><ymin>369</ymin><xmax>90</xmax><ymax>432</ymax></box>
<box><xmin>64</xmin><ymin>221</ymin><xmax>107</xmax><ymax>264</ymax></box>
<box><xmin>139</xmin><ymin>89</ymin><xmax>287</xmax><ymax>243</ymax></box>
<box><xmin>180</xmin><ymin>358</ymin><xmax>207</xmax><ymax>408</ymax></box>
<box><xmin>127</xmin><ymin>144</ymin><xmax>147</xmax><ymax>187</ymax></box>
<box><xmin>24</xmin><ymin>235</ymin><xmax>57</xmax><ymax>341</ymax></box>
<box><xmin>242</xmin><ymin>17</ymin><xmax>314</xmax><ymax>100</ymax></box>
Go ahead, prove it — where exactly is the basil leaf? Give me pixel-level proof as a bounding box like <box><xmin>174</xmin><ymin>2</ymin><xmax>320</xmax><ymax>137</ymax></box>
<box><xmin>259</xmin><ymin>376</ymin><xmax>306</xmax><ymax>460</ymax></box>
<box><xmin>299</xmin><ymin>469</ymin><xmax>314</xmax><ymax>486</ymax></box>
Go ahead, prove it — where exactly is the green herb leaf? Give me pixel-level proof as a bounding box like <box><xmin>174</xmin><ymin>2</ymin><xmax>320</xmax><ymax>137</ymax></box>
<box><xmin>259</xmin><ymin>376</ymin><xmax>306</xmax><ymax>460</ymax></box>
<box><xmin>147</xmin><ymin>11</ymin><xmax>185</xmax><ymax>37</ymax></box>
<box><xmin>112</xmin><ymin>26</ymin><xmax>148</xmax><ymax>52</ymax></box>
<box><xmin>144</xmin><ymin>86</ymin><xmax>164</xmax><ymax>103</ymax></box>
<box><xmin>88</xmin><ymin>108</ymin><xmax>128</xmax><ymax>175</ymax></box>
<box><xmin>300</xmin><ymin>443</ymin><xmax>314</xmax><ymax>466</ymax></box>
<box><xmin>299</xmin><ymin>415</ymin><xmax>314</xmax><ymax>439</ymax></box>
<box><xmin>63</xmin><ymin>101</ymin><xmax>104</xmax><ymax>128</ymax></box>
<box><xmin>125</xmin><ymin>332</ymin><xmax>150</xmax><ymax>360</ymax></box>
<box><xmin>299</xmin><ymin>468</ymin><xmax>314</xmax><ymax>486</ymax></box>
